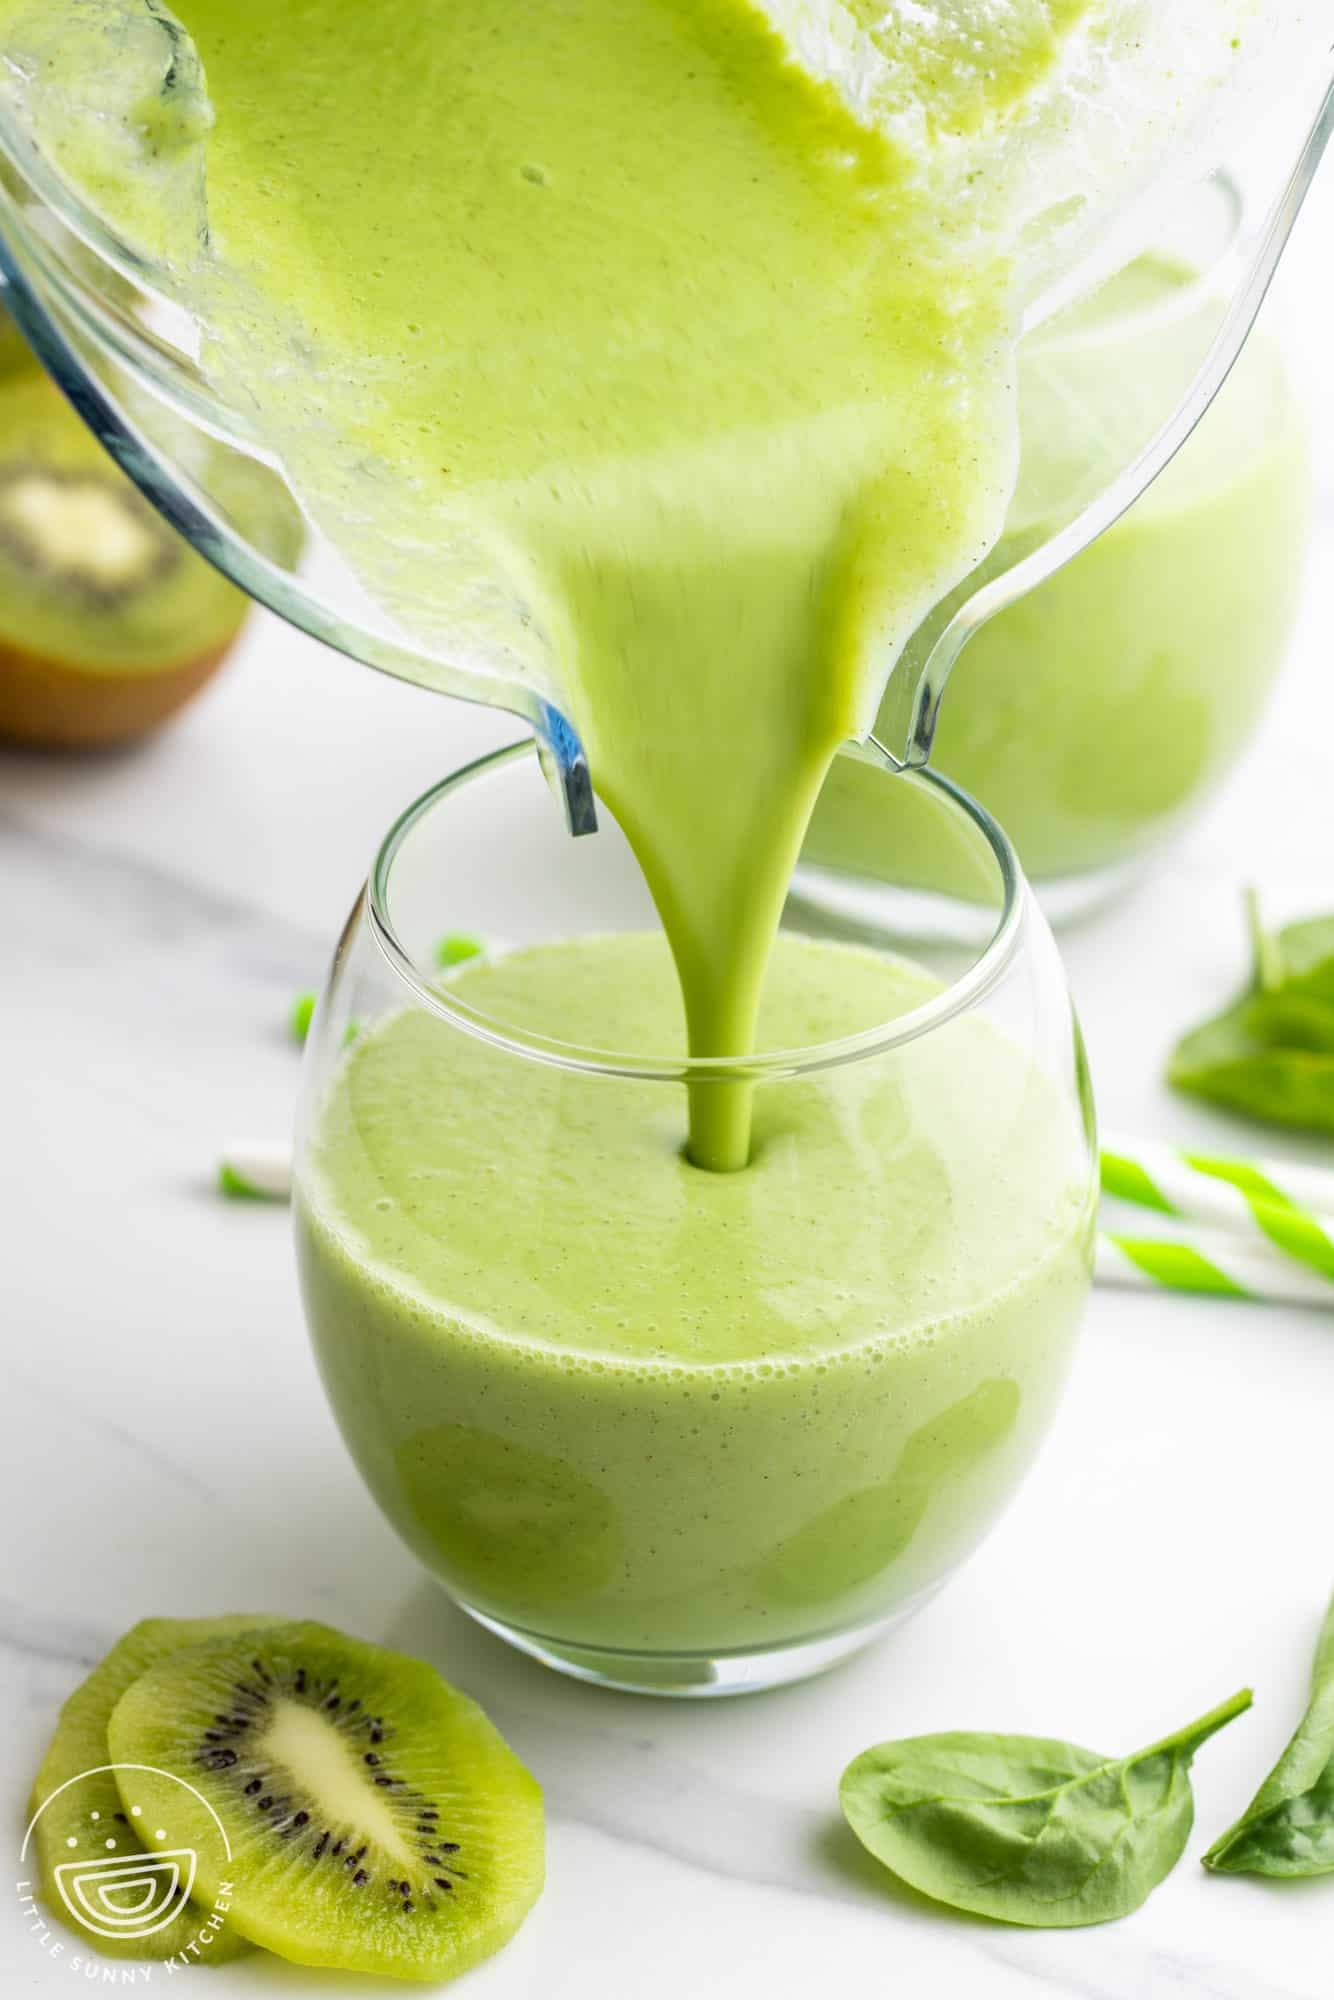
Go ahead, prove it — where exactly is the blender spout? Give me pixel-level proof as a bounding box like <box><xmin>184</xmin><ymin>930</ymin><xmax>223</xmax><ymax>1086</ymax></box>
<box><xmin>536</xmin><ymin>703</ymin><xmax>598</xmax><ymax>836</ymax></box>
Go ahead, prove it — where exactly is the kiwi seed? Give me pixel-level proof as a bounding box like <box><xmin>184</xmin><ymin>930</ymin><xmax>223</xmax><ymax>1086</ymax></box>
<box><xmin>180</xmin><ymin>1657</ymin><xmax>471</xmax><ymax>1903</ymax></box>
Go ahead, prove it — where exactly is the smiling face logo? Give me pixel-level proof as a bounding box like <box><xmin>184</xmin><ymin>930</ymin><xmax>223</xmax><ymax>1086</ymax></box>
<box><xmin>53</xmin><ymin>1846</ymin><xmax>199</xmax><ymax>1941</ymax></box>
<box><xmin>19</xmin><ymin>1762</ymin><xmax>234</xmax><ymax>1959</ymax></box>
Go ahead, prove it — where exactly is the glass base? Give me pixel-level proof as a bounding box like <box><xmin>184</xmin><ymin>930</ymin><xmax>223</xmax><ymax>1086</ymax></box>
<box><xmin>456</xmin><ymin>1594</ymin><xmax>938</xmax><ymax>1697</ymax></box>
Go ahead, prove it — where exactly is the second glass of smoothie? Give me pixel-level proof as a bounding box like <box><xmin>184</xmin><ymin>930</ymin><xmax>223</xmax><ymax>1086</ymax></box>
<box><xmin>295</xmin><ymin>744</ymin><xmax>1096</xmax><ymax>1696</ymax></box>
<box><xmin>807</xmin><ymin>183</ymin><xmax>1309</xmax><ymax>918</ymax></box>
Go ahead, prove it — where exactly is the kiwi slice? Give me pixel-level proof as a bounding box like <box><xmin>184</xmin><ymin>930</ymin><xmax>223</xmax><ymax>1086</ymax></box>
<box><xmin>29</xmin><ymin>1614</ymin><xmax>283</xmax><ymax>1961</ymax></box>
<box><xmin>106</xmin><ymin>1621</ymin><xmax>544</xmax><ymax>1983</ymax></box>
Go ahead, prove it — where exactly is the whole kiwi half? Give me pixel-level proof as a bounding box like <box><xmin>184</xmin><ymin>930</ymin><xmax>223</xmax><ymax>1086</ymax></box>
<box><xmin>0</xmin><ymin>328</ymin><xmax>300</xmax><ymax>749</ymax></box>
<box><xmin>105</xmin><ymin>1620</ymin><xmax>545</xmax><ymax>1982</ymax></box>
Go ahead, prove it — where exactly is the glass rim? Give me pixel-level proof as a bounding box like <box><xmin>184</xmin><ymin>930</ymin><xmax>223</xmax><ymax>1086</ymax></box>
<box><xmin>365</xmin><ymin>741</ymin><xmax>1028</xmax><ymax>1085</ymax></box>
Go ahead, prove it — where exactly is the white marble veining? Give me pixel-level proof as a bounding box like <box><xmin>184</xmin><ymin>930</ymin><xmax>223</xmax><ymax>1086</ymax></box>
<box><xmin>2</xmin><ymin>171</ymin><xmax>1333</xmax><ymax>2000</ymax></box>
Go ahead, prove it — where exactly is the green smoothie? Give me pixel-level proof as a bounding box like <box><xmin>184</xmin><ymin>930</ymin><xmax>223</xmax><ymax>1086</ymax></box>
<box><xmin>297</xmin><ymin>933</ymin><xmax>1090</xmax><ymax>1653</ymax></box>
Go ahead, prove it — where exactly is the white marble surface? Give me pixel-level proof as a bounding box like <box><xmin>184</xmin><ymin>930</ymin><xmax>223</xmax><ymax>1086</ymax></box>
<box><xmin>4</xmin><ymin>171</ymin><xmax>1334</xmax><ymax>2000</ymax></box>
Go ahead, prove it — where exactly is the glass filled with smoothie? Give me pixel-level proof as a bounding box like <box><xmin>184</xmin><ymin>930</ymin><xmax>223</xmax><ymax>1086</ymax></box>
<box><xmin>295</xmin><ymin>744</ymin><xmax>1095</xmax><ymax>1694</ymax></box>
<box><xmin>806</xmin><ymin>182</ymin><xmax>1309</xmax><ymax>914</ymax></box>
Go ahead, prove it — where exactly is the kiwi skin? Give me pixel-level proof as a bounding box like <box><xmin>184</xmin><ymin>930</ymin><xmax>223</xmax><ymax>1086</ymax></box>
<box><xmin>28</xmin><ymin>1614</ymin><xmax>285</xmax><ymax>1963</ymax></box>
<box><xmin>0</xmin><ymin>635</ymin><xmax>242</xmax><ymax>750</ymax></box>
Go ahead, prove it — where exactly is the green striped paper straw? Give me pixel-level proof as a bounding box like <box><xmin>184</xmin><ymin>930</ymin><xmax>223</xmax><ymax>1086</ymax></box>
<box><xmin>218</xmin><ymin>1142</ymin><xmax>293</xmax><ymax>1202</ymax></box>
<box><xmin>436</xmin><ymin>932</ymin><xmax>485</xmax><ymax>968</ymax></box>
<box><xmin>1102</xmin><ymin>1137</ymin><xmax>1334</xmax><ymax>1285</ymax></box>
<box><xmin>289</xmin><ymin>991</ymin><xmax>318</xmax><ymax>1045</ymax></box>
<box><xmin>1097</xmin><ymin>1228</ymin><xmax>1334</xmax><ymax>1308</ymax></box>
<box><xmin>288</xmin><ymin>933</ymin><xmax>489</xmax><ymax>1050</ymax></box>
<box><xmin>1104</xmin><ymin>1136</ymin><xmax>1334</xmax><ymax>1224</ymax></box>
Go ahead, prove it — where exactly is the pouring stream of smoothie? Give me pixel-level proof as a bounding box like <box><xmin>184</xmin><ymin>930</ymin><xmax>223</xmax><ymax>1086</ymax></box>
<box><xmin>165</xmin><ymin>0</ymin><xmax>1023</xmax><ymax>1171</ymax></box>
<box><xmin>0</xmin><ymin>0</ymin><xmax>1295</xmax><ymax>1165</ymax></box>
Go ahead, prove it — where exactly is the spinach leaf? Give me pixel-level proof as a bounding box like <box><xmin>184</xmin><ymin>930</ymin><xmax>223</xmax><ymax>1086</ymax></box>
<box><xmin>1170</xmin><ymin>1018</ymin><xmax>1334</xmax><ymax>1132</ymax></box>
<box><xmin>1243</xmin><ymin>993</ymin><xmax>1334</xmax><ymax>1055</ymax></box>
<box><xmin>1205</xmin><ymin>1593</ymin><xmax>1334</xmax><ymax>1878</ymax></box>
<box><xmin>1169</xmin><ymin>893</ymin><xmax>1334</xmax><ymax>1134</ymax></box>
<box><xmin>1268</xmin><ymin>916</ymin><xmax>1334</xmax><ymax>1002</ymax></box>
<box><xmin>840</xmin><ymin>1690</ymin><xmax>1251</xmax><ymax>1927</ymax></box>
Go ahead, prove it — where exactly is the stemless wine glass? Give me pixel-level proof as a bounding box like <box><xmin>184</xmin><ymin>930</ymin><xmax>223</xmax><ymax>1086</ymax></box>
<box><xmin>294</xmin><ymin>743</ymin><xmax>1097</xmax><ymax>1698</ymax></box>
<box><xmin>807</xmin><ymin>175</ymin><xmax>1310</xmax><ymax>923</ymax></box>
<box><xmin>924</xmin><ymin>181</ymin><xmax>1310</xmax><ymax>910</ymax></box>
